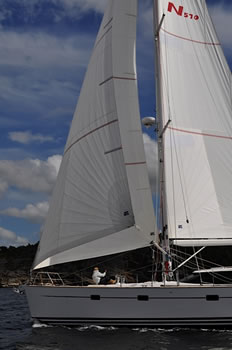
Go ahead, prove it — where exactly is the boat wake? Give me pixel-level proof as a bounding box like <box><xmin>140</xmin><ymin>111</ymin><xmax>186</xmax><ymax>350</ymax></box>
<box><xmin>132</xmin><ymin>327</ymin><xmax>232</xmax><ymax>333</ymax></box>
<box><xmin>32</xmin><ymin>321</ymin><xmax>52</xmax><ymax>329</ymax></box>
<box><xmin>76</xmin><ymin>325</ymin><xmax>118</xmax><ymax>332</ymax></box>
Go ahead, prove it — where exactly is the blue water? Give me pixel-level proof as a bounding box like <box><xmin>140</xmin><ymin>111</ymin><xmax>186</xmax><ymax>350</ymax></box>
<box><xmin>1</xmin><ymin>288</ymin><xmax>232</xmax><ymax>350</ymax></box>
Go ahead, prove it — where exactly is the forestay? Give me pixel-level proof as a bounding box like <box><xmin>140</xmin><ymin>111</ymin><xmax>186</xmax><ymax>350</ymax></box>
<box><xmin>33</xmin><ymin>0</ymin><xmax>156</xmax><ymax>270</ymax></box>
<box><xmin>155</xmin><ymin>0</ymin><xmax>232</xmax><ymax>246</ymax></box>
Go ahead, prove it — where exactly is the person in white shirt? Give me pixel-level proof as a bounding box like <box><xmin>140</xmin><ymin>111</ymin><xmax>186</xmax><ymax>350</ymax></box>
<box><xmin>92</xmin><ymin>267</ymin><xmax>107</xmax><ymax>285</ymax></box>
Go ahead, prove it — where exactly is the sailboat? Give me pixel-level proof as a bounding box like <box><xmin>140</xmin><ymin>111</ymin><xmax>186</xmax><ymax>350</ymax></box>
<box><xmin>25</xmin><ymin>0</ymin><xmax>232</xmax><ymax>327</ymax></box>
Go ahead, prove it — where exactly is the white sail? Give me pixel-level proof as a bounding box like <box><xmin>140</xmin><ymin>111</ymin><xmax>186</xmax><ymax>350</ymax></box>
<box><xmin>155</xmin><ymin>0</ymin><xmax>232</xmax><ymax>246</ymax></box>
<box><xmin>33</xmin><ymin>0</ymin><xmax>156</xmax><ymax>270</ymax></box>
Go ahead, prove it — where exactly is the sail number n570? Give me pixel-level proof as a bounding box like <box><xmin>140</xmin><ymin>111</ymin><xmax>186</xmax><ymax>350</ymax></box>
<box><xmin>168</xmin><ymin>2</ymin><xmax>199</xmax><ymax>20</ymax></box>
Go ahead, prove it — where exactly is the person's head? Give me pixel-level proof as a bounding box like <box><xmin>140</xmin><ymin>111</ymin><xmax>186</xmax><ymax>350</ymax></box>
<box><xmin>94</xmin><ymin>267</ymin><xmax>99</xmax><ymax>271</ymax></box>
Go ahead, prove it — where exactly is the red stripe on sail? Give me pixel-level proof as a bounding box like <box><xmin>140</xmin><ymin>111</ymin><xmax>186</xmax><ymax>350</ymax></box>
<box><xmin>65</xmin><ymin>119</ymin><xmax>119</xmax><ymax>154</ymax></box>
<box><xmin>169</xmin><ymin>127</ymin><xmax>232</xmax><ymax>140</ymax></box>
<box><xmin>161</xmin><ymin>28</ymin><xmax>221</xmax><ymax>46</ymax></box>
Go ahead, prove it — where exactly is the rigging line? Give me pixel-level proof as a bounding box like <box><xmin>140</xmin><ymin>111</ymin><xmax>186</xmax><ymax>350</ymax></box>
<box><xmin>170</xmin><ymin>254</ymin><xmax>199</xmax><ymax>271</ymax></box>
<box><xmin>155</xmin><ymin>143</ymin><xmax>161</xmax><ymax>231</ymax></box>
<box><xmin>77</xmin><ymin>245</ymin><xmax>151</xmax><ymax>274</ymax></box>
<box><xmin>154</xmin><ymin>246</ymin><xmax>161</xmax><ymax>281</ymax></box>
<box><xmin>171</xmin><ymin>250</ymin><xmax>206</xmax><ymax>271</ymax></box>
<box><xmin>193</xmin><ymin>246</ymin><xmax>203</xmax><ymax>284</ymax></box>
<box><xmin>210</xmin><ymin>273</ymin><xmax>232</xmax><ymax>284</ymax></box>
<box><xmin>170</xmin><ymin>251</ymin><xmax>199</xmax><ymax>270</ymax></box>
<box><xmin>171</xmin><ymin>127</ymin><xmax>189</xmax><ymax>223</ymax></box>
<box><xmin>199</xmin><ymin>248</ymin><xmax>205</xmax><ymax>274</ymax></box>
<box><xmin>171</xmin><ymin>256</ymin><xmax>197</xmax><ymax>271</ymax></box>
<box><xmin>171</xmin><ymin>257</ymin><xmax>196</xmax><ymax>271</ymax></box>
<box><xmin>160</xmin><ymin>28</ymin><xmax>179</xmax><ymax>236</ymax></box>
<box><xmin>170</xmin><ymin>257</ymin><xmax>197</xmax><ymax>271</ymax></box>
<box><xmin>193</xmin><ymin>269</ymin><xmax>232</xmax><ymax>284</ymax></box>
<box><xmin>156</xmin><ymin>7</ymin><xmax>167</xmax><ymax>232</ymax></box>
<box><xmin>125</xmin><ymin>262</ymin><xmax>157</xmax><ymax>275</ymax></box>
<box><xmin>170</xmin><ymin>127</ymin><xmax>177</xmax><ymax>238</ymax></box>
<box><xmin>160</xmin><ymin>4</ymin><xmax>189</xmax><ymax>227</ymax></box>
<box><xmin>173</xmin><ymin>247</ymin><xmax>205</xmax><ymax>272</ymax></box>
<box><xmin>77</xmin><ymin>251</ymin><xmax>132</xmax><ymax>273</ymax></box>
<box><xmin>162</xmin><ymin>14</ymin><xmax>171</xmax><ymax>125</ymax></box>
<box><xmin>172</xmin><ymin>251</ymin><xmax>207</xmax><ymax>271</ymax></box>
<box><xmin>172</xmin><ymin>259</ymin><xmax>205</xmax><ymax>272</ymax></box>
<box><xmin>171</xmin><ymin>247</ymin><xmax>225</xmax><ymax>270</ymax></box>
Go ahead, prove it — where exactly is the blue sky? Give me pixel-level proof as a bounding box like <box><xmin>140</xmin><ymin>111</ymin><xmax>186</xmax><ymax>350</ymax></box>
<box><xmin>0</xmin><ymin>0</ymin><xmax>231</xmax><ymax>246</ymax></box>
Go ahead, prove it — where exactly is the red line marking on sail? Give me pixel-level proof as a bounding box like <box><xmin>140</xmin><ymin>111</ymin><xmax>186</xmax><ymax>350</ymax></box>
<box><xmin>161</xmin><ymin>28</ymin><xmax>221</xmax><ymax>46</ymax></box>
<box><xmin>169</xmin><ymin>127</ymin><xmax>232</xmax><ymax>140</ymax></box>
<box><xmin>125</xmin><ymin>162</ymin><xmax>146</xmax><ymax>166</ymax></box>
<box><xmin>65</xmin><ymin>119</ymin><xmax>119</xmax><ymax>154</ymax></box>
<box><xmin>99</xmin><ymin>76</ymin><xmax>137</xmax><ymax>86</ymax></box>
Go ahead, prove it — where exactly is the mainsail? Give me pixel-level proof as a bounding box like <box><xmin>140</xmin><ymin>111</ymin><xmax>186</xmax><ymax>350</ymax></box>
<box><xmin>33</xmin><ymin>0</ymin><xmax>156</xmax><ymax>270</ymax></box>
<box><xmin>155</xmin><ymin>0</ymin><xmax>232</xmax><ymax>246</ymax></box>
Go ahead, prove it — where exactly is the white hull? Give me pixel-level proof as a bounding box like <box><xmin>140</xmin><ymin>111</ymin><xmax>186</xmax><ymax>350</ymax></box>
<box><xmin>25</xmin><ymin>283</ymin><xmax>232</xmax><ymax>327</ymax></box>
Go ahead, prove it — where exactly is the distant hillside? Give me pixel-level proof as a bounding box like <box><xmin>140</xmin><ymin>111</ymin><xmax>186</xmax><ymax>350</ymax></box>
<box><xmin>0</xmin><ymin>244</ymin><xmax>154</xmax><ymax>286</ymax></box>
<box><xmin>0</xmin><ymin>244</ymin><xmax>38</xmax><ymax>287</ymax></box>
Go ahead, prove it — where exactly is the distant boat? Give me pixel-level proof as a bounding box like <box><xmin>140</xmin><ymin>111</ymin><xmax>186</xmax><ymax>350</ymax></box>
<box><xmin>25</xmin><ymin>0</ymin><xmax>232</xmax><ymax>327</ymax></box>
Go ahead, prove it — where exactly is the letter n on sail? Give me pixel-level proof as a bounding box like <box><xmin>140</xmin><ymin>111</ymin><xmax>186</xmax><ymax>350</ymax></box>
<box><xmin>167</xmin><ymin>2</ymin><xmax>183</xmax><ymax>16</ymax></box>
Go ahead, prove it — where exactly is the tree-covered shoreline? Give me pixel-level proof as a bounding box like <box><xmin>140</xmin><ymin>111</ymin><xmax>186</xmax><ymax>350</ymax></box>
<box><xmin>1</xmin><ymin>244</ymin><xmax>232</xmax><ymax>287</ymax></box>
<box><xmin>0</xmin><ymin>244</ymin><xmax>38</xmax><ymax>287</ymax></box>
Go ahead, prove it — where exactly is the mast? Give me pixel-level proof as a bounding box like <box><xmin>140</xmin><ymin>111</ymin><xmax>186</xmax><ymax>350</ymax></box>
<box><xmin>153</xmin><ymin>1</ymin><xmax>172</xmax><ymax>280</ymax></box>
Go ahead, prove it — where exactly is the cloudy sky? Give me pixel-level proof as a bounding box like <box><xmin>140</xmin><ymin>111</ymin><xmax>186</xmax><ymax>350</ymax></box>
<box><xmin>0</xmin><ymin>0</ymin><xmax>231</xmax><ymax>246</ymax></box>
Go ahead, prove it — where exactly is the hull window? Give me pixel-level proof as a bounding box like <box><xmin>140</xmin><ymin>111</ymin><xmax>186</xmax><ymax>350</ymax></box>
<box><xmin>206</xmin><ymin>295</ymin><xmax>219</xmax><ymax>301</ymax></box>
<box><xmin>137</xmin><ymin>295</ymin><xmax>149</xmax><ymax>301</ymax></box>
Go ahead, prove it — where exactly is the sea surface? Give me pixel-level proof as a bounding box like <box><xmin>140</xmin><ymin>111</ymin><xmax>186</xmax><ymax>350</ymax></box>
<box><xmin>1</xmin><ymin>288</ymin><xmax>232</xmax><ymax>350</ymax></box>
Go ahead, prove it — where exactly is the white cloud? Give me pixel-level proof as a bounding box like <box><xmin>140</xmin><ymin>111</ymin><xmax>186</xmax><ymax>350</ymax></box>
<box><xmin>0</xmin><ymin>31</ymin><xmax>91</xmax><ymax>69</ymax></box>
<box><xmin>0</xmin><ymin>227</ymin><xmax>28</xmax><ymax>247</ymax></box>
<box><xmin>9</xmin><ymin>131</ymin><xmax>54</xmax><ymax>144</ymax></box>
<box><xmin>143</xmin><ymin>133</ymin><xmax>158</xmax><ymax>193</ymax></box>
<box><xmin>0</xmin><ymin>0</ymin><xmax>106</xmax><ymax>26</ymax></box>
<box><xmin>0</xmin><ymin>180</ymin><xmax>8</xmax><ymax>198</ymax></box>
<box><xmin>0</xmin><ymin>155</ymin><xmax>62</xmax><ymax>194</ymax></box>
<box><xmin>57</xmin><ymin>0</ymin><xmax>107</xmax><ymax>14</ymax></box>
<box><xmin>0</xmin><ymin>30</ymin><xmax>93</xmax><ymax>117</ymax></box>
<box><xmin>0</xmin><ymin>201</ymin><xmax>49</xmax><ymax>223</ymax></box>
